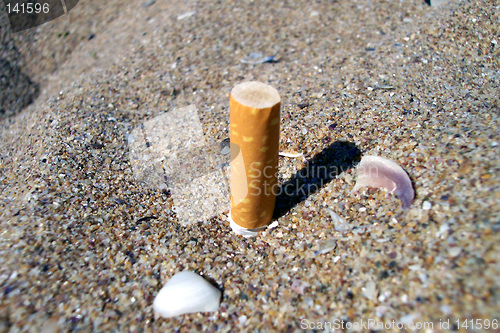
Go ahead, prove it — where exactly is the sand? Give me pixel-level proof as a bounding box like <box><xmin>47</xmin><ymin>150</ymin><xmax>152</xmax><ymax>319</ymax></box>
<box><xmin>0</xmin><ymin>0</ymin><xmax>498</xmax><ymax>331</ymax></box>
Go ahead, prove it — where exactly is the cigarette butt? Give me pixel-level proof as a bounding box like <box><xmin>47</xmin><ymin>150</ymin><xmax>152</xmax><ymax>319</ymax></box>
<box><xmin>230</xmin><ymin>81</ymin><xmax>280</xmax><ymax>230</ymax></box>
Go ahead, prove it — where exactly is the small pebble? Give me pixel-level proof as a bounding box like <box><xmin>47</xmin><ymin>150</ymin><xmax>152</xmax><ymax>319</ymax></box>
<box><xmin>436</xmin><ymin>223</ymin><xmax>449</xmax><ymax>237</ymax></box>
<box><xmin>378</xmin><ymin>291</ymin><xmax>391</xmax><ymax>302</ymax></box>
<box><xmin>376</xmin><ymin>305</ymin><xmax>389</xmax><ymax>317</ymax></box>
<box><xmin>422</xmin><ymin>201</ymin><xmax>432</xmax><ymax>210</ymax></box>
<box><xmin>238</xmin><ymin>315</ymin><xmax>247</xmax><ymax>325</ymax></box>
<box><xmin>304</xmin><ymin>297</ymin><xmax>314</xmax><ymax>307</ymax></box>
<box><xmin>458</xmin><ymin>160</ymin><xmax>473</xmax><ymax>175</ymax></box>
<box><xmin>448</xmin><ymin>247</ymin><xmax>462</xmax><ymax>257</ymax></box>
<box><xmin>374</xmin><ymin>83</ymin><xmax>394</xmax><ymax>90</ymax></box>
<box><xmin>240</xmin><ymin>52</ymin><xmax>275</xmax><ymax>64</ymax></box>
<box><xmin>315</xmin><ymin>239</ymin><xmax>337</xmax><ymax>255</ymax></box>
<box><xmin>399</xmin><ymin>313</ymin><xmax>418</xmax><ymax>325</ymax></box>
<box><xmin>268</xmin><ymin>221</ymin><xmax>279</xmax><ymax>229</ymax></box>
<box><xmin>362</xmin><ymin>281</ymin><xmax>378</xmax><ymax>301</ymax></box>
<box><xmin>291</xmin><ymin>279</ymin><xmax>308</xmax><ymax>294</ymax></box>
<box><xmin>440</xmin><ymin>305</ymin><xmax>452</xmax><ymax>314</ymax></box>
<box><xmin>177</xmin><ymin>11</ymin><xmax>196</xmax><ymax>20</ymax></box>
<box><xmin>220</xmin><ymin>138</ymin><xmax>230</xmax><ymax>155</ymax></box>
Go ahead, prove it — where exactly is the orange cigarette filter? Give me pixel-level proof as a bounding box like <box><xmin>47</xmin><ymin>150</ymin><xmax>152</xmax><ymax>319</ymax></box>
<box><xmin>230</xmin><ymin>81</ymin><xmax>280</xmax><ymax>229</ymax></box>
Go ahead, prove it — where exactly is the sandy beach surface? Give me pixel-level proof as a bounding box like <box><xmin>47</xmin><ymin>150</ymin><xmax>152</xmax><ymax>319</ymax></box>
<box><xmin>0</xmin><ymin>0</ymin><xmax>499</xmax><ymax>331</ymax></box>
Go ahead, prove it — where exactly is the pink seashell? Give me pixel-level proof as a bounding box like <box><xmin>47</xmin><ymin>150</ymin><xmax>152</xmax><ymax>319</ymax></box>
<box><xmin>353</xmin><ymin>155</ymin><xmax>414</xmax><ymax>210</ymax></box>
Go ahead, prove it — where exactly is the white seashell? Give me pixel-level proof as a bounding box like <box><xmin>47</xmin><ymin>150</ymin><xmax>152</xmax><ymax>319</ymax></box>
<box><xmin>353</xmin><ymin>155</ymin><xmax>414</xmax><ymax>210</ymax></box>
<box><xmin>327</xmin><ymin>208</ymin><xmax>350</xmax><ymax>231</ymax></box>
<box><xmin>177</xmin><ymin>11</ymin><xmax>196</xmax><ymax>20</ymax></box>
<box><xmin>362</xmin><ymin>281</ymin><xmax>378</xmax><ymax>301</ymax></box>
<box><xmin>422</xmin><ymin>201</ymin><xmax>432</xmax><ymax>210</ymax></box>
<box><xmin>315</xmin><ymin>238</ymin><xmax>337</xmax><ymax>255</ymax></box>
<box><xmin>279</xmin><ymin>151</ymin><xmax>303</xmax><ymax>158</ymax></box>
<box><xmin>153</xmin><ymin>271</ymin><xmax>221</xmax><ymax>318</ymax></box>
<box><xmin>268</xmin><ymin>221</ymin><xmax>279</xmax><ymax>229</ymax></box>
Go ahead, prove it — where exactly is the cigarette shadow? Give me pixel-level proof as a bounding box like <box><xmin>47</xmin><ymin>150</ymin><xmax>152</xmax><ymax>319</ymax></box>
<box><xmin>273</xmin><ymin>141</ymin><xmax>361</xmax><ymax>219</ymax></box>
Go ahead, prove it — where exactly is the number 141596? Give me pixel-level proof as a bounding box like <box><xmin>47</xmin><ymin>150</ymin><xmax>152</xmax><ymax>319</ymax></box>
<box><xmin>6</xmin><ymin>2</ymin><xmax>49</xmax><ymax>14</ymax></box>
<box><xmin>455</xmin><ymin>319</ymin><xmax>498</xmax><ymax>330</ymax></box>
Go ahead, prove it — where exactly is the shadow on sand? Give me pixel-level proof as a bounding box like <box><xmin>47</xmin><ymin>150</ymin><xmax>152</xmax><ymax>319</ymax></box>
<box><xmin>0</xmin><ymin>59</ymin><xmax>40</xmax><ymax>118</ymax></box>
<box><xmin>273</xmin><ymin>141</ymin><xmax>361</xmax><ymax>218</ymax></box>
